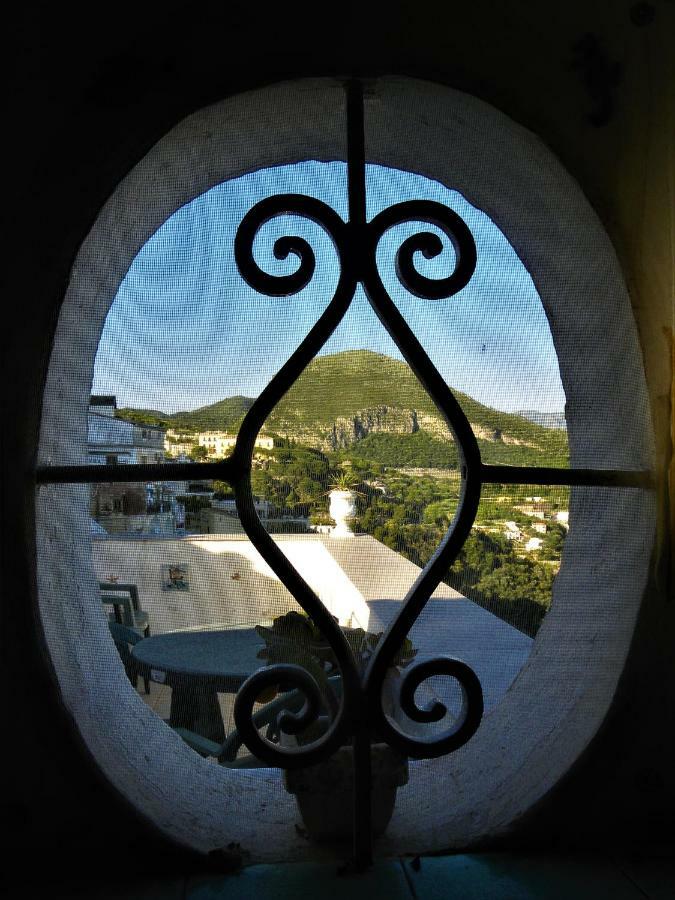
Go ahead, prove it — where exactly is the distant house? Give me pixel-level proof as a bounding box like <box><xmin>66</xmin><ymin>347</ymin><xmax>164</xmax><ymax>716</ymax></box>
<box><xmin>196</xmin><ymin>431</ymin><xmax>274</xmax><ymax>456</ymax></box>
<box><xmin>516</xmin><ymin>501</ymin><xmax>551</xmax><ymax>520</ymax></box>
<box><xmin>88</xmin><ymin>396</ymin><xmax>165</xmax><ymax>466</ymax></box>
<box><xmin>88</xmin><ymin>396</ymin><xmax>176</xmax><ymax>533</ymax></box>
<box><xmin>504</xmin><ymin>521</ymin><xmax>522</xmax><ymax>541</ymax></box>
<box><xmin>524</xmin><ymin>537</ymin><xmax>544</xmax><ymax>552</ymax></box>
<box><xmin>164</xmin><ymin>430</ymin><xmax>198</xmax><ymax>457</ymax></box>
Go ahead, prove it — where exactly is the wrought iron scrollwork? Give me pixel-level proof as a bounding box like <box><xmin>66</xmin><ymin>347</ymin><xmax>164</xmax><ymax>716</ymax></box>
<box><xmin>30</xmin><ymin>75</ymin><xmax>654</xmax><ymax>869</ymax></box>
<box><xmin>230</xmin><ymin>80</ymin><xmax>484</xmax><ymax>783</ymax></box>
<box><xmin>368</xmin><ymin>199</ymin><xmax>477</xmax><ymax>299</ymax></box>
<box><xmin>373</xmin><ymin>657</ymin><xmax>484</xmax><ymax>759</ymax></box>
<box><xmin>234</xmin><ymin>194</ymin><xmax>349</xmax><ymax>298</ymax></box>
<box><xmin>233</xmin><ymin>663</ymin><xmax>348</xmax><ymax>768</ymax></box>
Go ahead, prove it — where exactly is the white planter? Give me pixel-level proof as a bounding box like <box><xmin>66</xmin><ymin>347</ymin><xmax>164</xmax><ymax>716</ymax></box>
<box><xmin>329</xmin><ymin>489</ymin><xmax>356</xmax><ymax>537</ymax></box>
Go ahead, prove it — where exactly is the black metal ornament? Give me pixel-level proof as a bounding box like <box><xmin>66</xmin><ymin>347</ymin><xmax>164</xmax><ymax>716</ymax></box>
<box><xmin>32</xmin><ymin>76</ymin><xmax>653</xmax><ymax>870</ymax></box>
<box><xmin>231</xmin><ymin>80</ymin><xmax>483</xmax><ymax>865</ymax></box>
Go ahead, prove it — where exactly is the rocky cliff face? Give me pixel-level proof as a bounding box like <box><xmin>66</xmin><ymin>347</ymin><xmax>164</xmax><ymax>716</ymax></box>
<box><xmin>271</xmin><ymin>403</ymin><xmax>539</xmax><ymax>451</ymax></box>
<box><xmin>304</xmin><ymin>405</ymin><xmax>520</xmax><ymax>451</ymax></box>
<box><xmin>325</xmin><ymin>406</ymin><xmax>421</xmax><ymax>449</ymax></box>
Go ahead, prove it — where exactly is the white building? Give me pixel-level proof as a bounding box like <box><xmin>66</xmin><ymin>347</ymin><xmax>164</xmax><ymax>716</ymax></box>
<box><xmin>88</xmin><ymin>396</ymin><xmax>165</xmax><ymax>466</ymax></box>
<box><xmin>211</xmin><ymin>497</ymin><xmax>272</xmax><ymax>519</ymax></box>
<box><xmin>165</xmin><ymin>430</ymin><xmax>275</xmax><ymax>457</ymax></box>
<box><xmin>504</xmin><ymin>521</ymin><xmax>522</xmax><ymax>541</ymax></box>
<box><xmin>525</xmin><ymin>537</ymin><xmax>544</xmax><ymax>552</ymax></box>
<box><xmin>197</xmin><ymin>431</ymin><xmax>274</xmax><ymax>456</ymax></box>
<box><xmin>516</xmin><ymin>502</ymin><xmax>551</xmax><ymax>520</ymax></box>
<box><xmin>88</xmin><ymin>396</ymin><xmax>178</xmax><ymax>534</ymax></box>
<box><xmin>164</xmin><ymin>430</ymin><xmax>198</xmax><ymax>457</ymax></box>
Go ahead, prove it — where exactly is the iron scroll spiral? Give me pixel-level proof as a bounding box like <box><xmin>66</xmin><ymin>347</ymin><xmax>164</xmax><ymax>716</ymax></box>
<box><xmin>231</xmin><ymin>83</ymin><xmax>484</xmax><ymax>768</ymax></box>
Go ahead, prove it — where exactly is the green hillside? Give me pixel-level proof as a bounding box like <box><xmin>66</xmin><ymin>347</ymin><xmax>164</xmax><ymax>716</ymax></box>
<box><xmin>116</xmin><ymin>350</ymin><xmax>568</xmax><ymax>466</ymax></box>
<box><xmin>115</xmin><ymin>408</ymin><xmax>174</xmax><ymax>428</ymax></box>
<box><xmin>267</xmin><ymin>350</ymin><xmax>568</xmax><ymax>464</ymax></box>
<box><xmin>117</xmin><ymin>396</ymin><xmax>255</xmax><ymax>432</ymax></box>
<box><xmin>343</xmin><ymin>431</ymin><xmax>460</xmax><ymax>468</ymax></box>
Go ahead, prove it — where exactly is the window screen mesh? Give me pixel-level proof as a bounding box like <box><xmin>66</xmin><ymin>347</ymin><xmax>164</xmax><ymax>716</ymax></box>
<box><xmin>35</xmin><ymin>79</ymin><xmax>654</xmax><ymax>862</ymax></box>
<box><xmin>86</xmin><ymin>162</ymin><xmax>570</xmax><ymax>720</ymax></box>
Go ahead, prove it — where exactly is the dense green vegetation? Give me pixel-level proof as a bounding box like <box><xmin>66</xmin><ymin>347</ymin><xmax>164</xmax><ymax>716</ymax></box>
<box><xmin>447</xmin><ymin>532</ymin><xmax>556</xmax><ymax>636</ymax></box>
<box><xmin>168</xmin><ymin>396</ymin><xmax>254</xmax><ymax>431</ymax></box>
<box><xmin>117</xmin><ymin>396</ymin><xmax>254</xmax><ymax>432</ymax></box>
<box><xmin>475</xmin><ymin>439</ymin><xmax>565</xmax><ymax>467</ymax></box>
<box><xmin>115</xmin><ymin>350</ymin><xmax>569</xmax><ymax>637</ymax></box>
<box><xmin>338</xmin><ymin>430</ymin><xmax>568</xmax><ymax>469</ymax></box>
<box><xmin>116</xmin><ymin>350</ymin><xmax>568</xmax><ymax>467</ymax></box>
<box><xmin>339</xmin><ymin>431</ymin><xmax>459</xmax><ymax>468</ymax></box>
<box><xmin>114</xmin><ymin>408</ymin><xmax>174</xmax><ymax>428</ymax></box>
<box><xmin>242</xmin><ymin>440</ymin><xmax>567</xmax><ymax>637</ymax></box>
<box><xmin>251</xmin><ymin>446</ymin><xmax>332</xmax><ymax>511</ymax></box>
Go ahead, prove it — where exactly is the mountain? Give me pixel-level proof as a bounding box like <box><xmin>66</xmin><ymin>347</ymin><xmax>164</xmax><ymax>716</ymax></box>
<box><xmin>167</xmin><ymin>396</ymin><xmax>255</xmax><ymax>431</ymax></box>
<box><xmin>265</xmin><ymin>351</ymin><xmax>568</xmax><ymax>464</ymax></box>
<box><xmin>117</xmin><ymin>396</ymin><xmax>255</xmax><ymax>431</ymax></box>
<box><xmin>113</xmin><ymin>408</ymin><xmax>174</xmax><ymax>427</ymax></box>
<box><xmin>118</xmin><ymin>351</ymin><xmax>569</xmax><ymax>467</ymax></box>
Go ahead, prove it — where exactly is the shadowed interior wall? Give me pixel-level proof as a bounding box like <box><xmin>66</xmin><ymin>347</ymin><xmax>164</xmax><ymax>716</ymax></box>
<box><xmin>4</xmin><ymin>2</ymin><xmax>673</xmax><ymax>878</ymax></box>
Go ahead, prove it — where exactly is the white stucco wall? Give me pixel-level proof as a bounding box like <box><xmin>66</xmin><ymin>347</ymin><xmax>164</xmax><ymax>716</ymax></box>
<box><xmin>36</xmin><ymin>76</ymin><xmax>654</xmax><ymax>860</ymax></box>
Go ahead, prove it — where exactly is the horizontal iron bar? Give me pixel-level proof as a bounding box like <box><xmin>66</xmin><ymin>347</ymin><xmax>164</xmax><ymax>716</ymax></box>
<box><xmin>35</xmin><ymin>461</ymin><xmax>654</xmax><ymax>489</ymax></box>
<box><xmin>481</xmin><ymin>464</ymin><xmax>654</xmax><ymax>488</ymax></box>
<box><xmin>35</xmin><ymin>459</ymin><xmax>236</xmax><ymax>485</ymax></box>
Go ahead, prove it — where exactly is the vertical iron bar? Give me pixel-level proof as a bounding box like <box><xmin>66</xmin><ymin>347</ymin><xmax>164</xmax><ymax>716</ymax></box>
<box><xmin>346</xmin><ymin>77</ymin><xmax>374</xmax><ymax>869</ymax></box>
<box><xmin>347</xmin><ymin>79</ymin><xmax>366</xmax><ymax>228</ymax></box>
<box><xmin>352</xmin><ymin>723</ymin><xmax>373</xmax><ymax>870</ymax></box>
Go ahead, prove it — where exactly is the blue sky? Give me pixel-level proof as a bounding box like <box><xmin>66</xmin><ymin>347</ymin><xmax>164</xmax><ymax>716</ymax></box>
<box><xmin>93</xmin><ymin>162</ymin><xmax>566</xmax><ymax>414</ymax></box>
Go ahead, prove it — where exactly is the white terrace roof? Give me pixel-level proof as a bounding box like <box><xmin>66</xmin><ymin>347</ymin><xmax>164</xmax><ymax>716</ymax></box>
<box><xmin>93</xmin><ymin>533</ymin><xmax>533</xmax><ymax>712</ymax></box>
<box><xmin>321</xmin><ymin>535</ymin><xmax>533</xmax><ymax>711</ymax></box>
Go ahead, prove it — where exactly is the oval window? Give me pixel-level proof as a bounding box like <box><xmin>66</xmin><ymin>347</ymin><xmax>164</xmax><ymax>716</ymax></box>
<box><xmin>35</xmin><ymin>77</ymin><xmax>654</xmax><ymax>861</ymax></box>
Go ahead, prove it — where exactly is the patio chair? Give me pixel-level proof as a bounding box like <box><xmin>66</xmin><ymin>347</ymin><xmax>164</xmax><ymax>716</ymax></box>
<box><xmin>108</xmin><ymin>621</ymin><xmax>151</xmax><ymax>694</ymax></box>
<box><xmin>100</xmin><ymin>583</ymin><xmax>150</xmax><ymax>637</ymax></box>
<box><xmin>172</xmin><ymin>675</ymin><xmax>342</xmax><ymax>767</ymax></box>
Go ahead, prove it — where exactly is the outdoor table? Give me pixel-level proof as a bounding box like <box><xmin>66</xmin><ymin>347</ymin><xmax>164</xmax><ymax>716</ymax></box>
<box><xmin>131</xmin><ymin>627</ymin><xmax>266</xmax><ymax>743</ymax></box>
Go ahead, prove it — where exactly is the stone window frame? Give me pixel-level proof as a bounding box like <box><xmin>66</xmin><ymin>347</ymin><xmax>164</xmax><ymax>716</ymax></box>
<box><xmin>34</xmin><ymin>76</ymin><xmax>655</xmax><ymax>861</ymax></box>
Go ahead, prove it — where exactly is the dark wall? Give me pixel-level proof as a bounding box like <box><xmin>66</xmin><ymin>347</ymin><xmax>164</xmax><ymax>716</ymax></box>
<box><xmin>5</xmin><ymin>3</ymin><xmax>673</xmax><ymax>883</ymax></box>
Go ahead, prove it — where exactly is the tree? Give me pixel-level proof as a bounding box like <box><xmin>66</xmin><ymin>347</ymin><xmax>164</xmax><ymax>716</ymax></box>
<box><xmin>212</xmin><ymin>480</ymin><xmax>234</xmax><ymax>499</ymax></box>
<box><xmin>189</xmin><ymin>445</ymin><xmax>208</xmax><ymax>461</ymax></box>
<box><xmin>474</xmin><ymin>558</ymin><xmax>554</xmax><ymax>636</ymax></box>
<box><xmin>540</xmin><ymin>523</ymin><xmax>567</xmax><ymax>559</ymax></box>
<box><xmin>423</xmin><ymin>499</ymin><xmax>456</xmax><ymax>527</ymax></box>
<box><xmin>477</xmin><ymin>557</ymin><xmax>554</xmax><ymax>607</ymax></box>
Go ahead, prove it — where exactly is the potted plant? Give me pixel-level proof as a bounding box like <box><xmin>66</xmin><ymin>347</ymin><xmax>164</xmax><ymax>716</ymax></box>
<box><xmin>327</xmin><ymin>471</ymin><xmax>361</xmax><ymax>537</ymax></box>
<box><xmin>255</xmin><ymin>611</ymin><xmax>416</xmax><ymax>841</ymax></box>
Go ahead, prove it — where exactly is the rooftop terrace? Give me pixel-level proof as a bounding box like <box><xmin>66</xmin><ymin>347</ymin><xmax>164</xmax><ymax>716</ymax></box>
<box><xmin>94</xmin><ymin>532</ymin><xmax>533</xmax><ymax>715</ymax></box>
